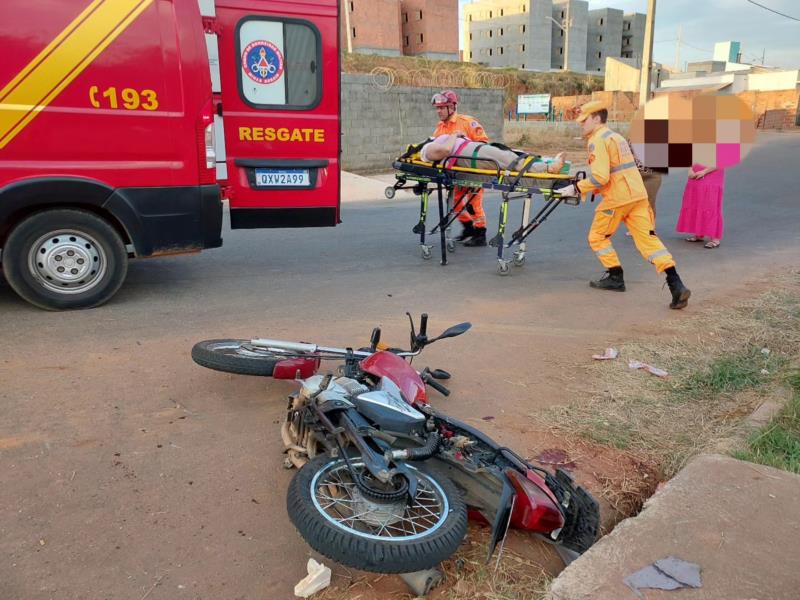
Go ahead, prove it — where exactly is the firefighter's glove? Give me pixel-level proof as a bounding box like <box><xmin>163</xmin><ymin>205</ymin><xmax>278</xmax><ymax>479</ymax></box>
<box><xmin>558</xmin><ymin>184</ymin><xmax>578</xmax><ymax>198</ymax></box>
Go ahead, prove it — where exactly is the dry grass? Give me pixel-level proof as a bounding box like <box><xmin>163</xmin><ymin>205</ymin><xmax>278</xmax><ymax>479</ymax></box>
<box><xmin>541</xmin><ymin>273</ymin><xmax>800</xmax><ymax>478</ymax></box>
<box><xmin>438</xmin><ymin>528</ymin><xmax>553</xmax><ymax>600</ymax></box>
<box><xmin>312</xmin><ymin>526</ymin><xmax>553</xmax><ymax>600</ymax></box>
<box><xmin>342</xmin><ymin>53</ymin><xmax>603</xmax><ymax>113</ymax></box>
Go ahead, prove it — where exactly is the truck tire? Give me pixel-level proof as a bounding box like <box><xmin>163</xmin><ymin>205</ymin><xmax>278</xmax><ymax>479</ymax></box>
<box><xmin>191</xmin><ymin>339</ymin><xmax>284</xmax><ymax>376</ymax></box>
<box><xmin>2</xmin><ymin>209</ymin><xmax>128</xmax><ymax>311</ymax></box>
<box><xmin>287</xmin><ymin>454</ymin><xmax>468</xmax><ymax>573</ymax></box>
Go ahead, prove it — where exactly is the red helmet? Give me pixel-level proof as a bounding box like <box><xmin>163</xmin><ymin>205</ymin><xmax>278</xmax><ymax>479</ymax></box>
<box><xmin>431</xmin><ymin>90</ymin><xmax>458</xmax><ymax>107</ymax></box>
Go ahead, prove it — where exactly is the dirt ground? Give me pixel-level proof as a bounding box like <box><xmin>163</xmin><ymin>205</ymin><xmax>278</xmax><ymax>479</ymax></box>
<box><xmin>0</xmin><ymin>278</ymin><xmax>778</xmax><ymax>600</ymax></box>
<box><xmin>2</xmin><ymin>131</ymin><xmax>798</xmax><ymax>599</ymax></box>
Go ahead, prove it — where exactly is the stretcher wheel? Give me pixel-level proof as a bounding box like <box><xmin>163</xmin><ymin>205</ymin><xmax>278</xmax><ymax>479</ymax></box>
<box><xmin>421</xmin><ymin>245</ymin><xmax>433</xmax><ymax>260</ymax></box>
<box><xmin>497</xmin><ymin>261</ymin><xmax>510</xmax><ymax>276</ymax></box>
<box><xmin>513</xmin><ymin>252</ymin><xmax>526</xmax><ymax>267</ymax></box>
<box><xmin>385</xmin><ymin>186</ymin><xmax>396</xmax><ymax>199</ymax></box>
<box><xmin>446</xmin><ymin>240</ymin><xmax>456</xmax><ymax>253</ymax></box>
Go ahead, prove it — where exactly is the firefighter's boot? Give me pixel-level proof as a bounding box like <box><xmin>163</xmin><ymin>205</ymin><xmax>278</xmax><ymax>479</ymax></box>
<box><xmin>463</xmin><ymin>227</ymin><xmax>487</xmax><ymax>247</ymax></box>
<box><xmin>666</xmin><ymin>267</ymin><xmax>691</xmax><ymax>309</ymax></box>
<box><xmin>455</xmin><ymin>221</ymin><xmax>475</xmax><ymax>243</ymax></box>
<box><xmin>589</xmin><ymin>266</ymin><xmax>626</xmax><ymax>292</ymax></box>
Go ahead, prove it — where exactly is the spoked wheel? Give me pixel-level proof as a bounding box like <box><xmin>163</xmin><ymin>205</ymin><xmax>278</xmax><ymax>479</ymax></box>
<box><xmin>287</xmin><ymin>454</ymin><xmax>467</xmax><ymax>573</ymax></box>
<box><xmin>191</xmin><ymin>339</ymin><xmax>294</xmax><ymax>376</ymax></box>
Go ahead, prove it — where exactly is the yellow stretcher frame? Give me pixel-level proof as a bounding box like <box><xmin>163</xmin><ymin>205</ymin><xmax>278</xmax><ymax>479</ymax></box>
<box><xmin>389</xmin><ymin>155</ymin><xmax>585</xmax><ymax>274</ymax></box>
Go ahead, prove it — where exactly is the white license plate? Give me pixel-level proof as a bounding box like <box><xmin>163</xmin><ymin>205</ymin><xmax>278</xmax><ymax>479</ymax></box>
<box><xmin>254</xmin><ymin>169</ymin><xmax>310</xmax><ymax>187</ymax></box>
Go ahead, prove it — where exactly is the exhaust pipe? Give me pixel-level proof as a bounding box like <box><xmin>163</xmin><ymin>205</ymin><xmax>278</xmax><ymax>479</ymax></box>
<box><xmin>388</xmin><ymin>432</ymin><xmax>440</xmax><ymax>461</ymax></box>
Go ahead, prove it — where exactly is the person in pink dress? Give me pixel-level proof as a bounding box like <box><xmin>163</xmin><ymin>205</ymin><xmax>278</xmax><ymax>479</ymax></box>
<box><xmin>676</xmin><ymin>164</ymin><xmax>725</xmax><ymax>249</ymax></box>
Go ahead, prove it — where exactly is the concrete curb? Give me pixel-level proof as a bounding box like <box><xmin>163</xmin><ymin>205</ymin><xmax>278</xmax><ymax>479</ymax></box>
<box><xmin>547</xmin><ymin>453</ymin><xmax>800</xmax><ymax>600</ymax></box>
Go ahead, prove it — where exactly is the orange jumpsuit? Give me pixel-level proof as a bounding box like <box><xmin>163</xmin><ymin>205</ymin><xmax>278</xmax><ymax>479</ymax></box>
<box><xmin>434</xmin><ymin>114</ymin><xmax>488</xmax><ymax>228</ymax></box>
<box><xmin>576</xmin><ymin>125</ymin><xmax>676</xmax><ymax>273</ymax></box>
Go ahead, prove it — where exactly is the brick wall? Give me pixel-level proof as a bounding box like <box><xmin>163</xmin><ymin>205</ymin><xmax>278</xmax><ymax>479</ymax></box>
<box><xmin>552</xmin><ymin>89</ymin><xmax>800</xmax><ymax>129</ymax></box>
<box><xmin>342</xmin><ymin>0</ymin><xmax>402</xmax><ymax>55</ymax></box>
<box><xmin>401</xmin><ymin>0</ymin><xmax>459</xmax><ymax>59</ymax></box>
<box><xmin>738</xmin><ymin>90</ymin><xmax>799</xmax><ymax>129</ymax></box>
<box><xmin>653</xmin><ymin>88</ymin><xmax>799</xmax><ymax>128</ymax></box>
<box><xmin>342</xmin><ymin>74</ymin><xmax>504</xmax><ymax>172</ymax></box>
<box><xmin>551</xmin><ymin>91</ymin><xmax>639</xmax><ymax>121</ymax></box>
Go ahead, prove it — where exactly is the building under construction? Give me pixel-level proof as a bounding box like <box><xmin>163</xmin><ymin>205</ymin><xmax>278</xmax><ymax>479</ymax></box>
<box><xmin>463</xmin><ymin>0</ymin><xmax>645</xmax><ymax>73</ymax></box>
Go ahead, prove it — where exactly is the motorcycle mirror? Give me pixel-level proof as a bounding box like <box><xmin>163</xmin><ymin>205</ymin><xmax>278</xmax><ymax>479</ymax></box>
<box><xmin>406</xmin><ymin>312</ymin><xmax>418</xmax><ymax>350</ymax></box>
<box><xmin>369</xmin><ymin>327</ymin><xmax>381</xmax><ymax>352</ymax></box>
<box><xmin>432</xmin><ymin>322</ymin><xmax>471</xmax><ymax>341</ymax></box>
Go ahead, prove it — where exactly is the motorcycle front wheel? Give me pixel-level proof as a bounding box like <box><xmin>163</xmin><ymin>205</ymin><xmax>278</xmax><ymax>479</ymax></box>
<box><xmin>191</xmin><ymin>339</ymin><xmax>291</xmax><ymax>376</ymax></box>
<box><xmin>287</xmin><ymin>454</ymin><xmax>467</xmax><ymax>573</ymax></box>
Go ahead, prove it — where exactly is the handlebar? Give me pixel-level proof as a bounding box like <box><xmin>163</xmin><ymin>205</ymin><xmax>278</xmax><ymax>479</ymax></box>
<box><xmin>421</xmin><ymin>367</ymin><xmax>450</xmax><ymax>396</ymax></box>
<box><xmin>249</xmin><ymin>338</ymin><xmax>419</xmax><ymax>358</ymax></box>
<box><xmin>426</xmin><ymin>377</ymin><xmax>450</xmax><ymax>397</ymax></box>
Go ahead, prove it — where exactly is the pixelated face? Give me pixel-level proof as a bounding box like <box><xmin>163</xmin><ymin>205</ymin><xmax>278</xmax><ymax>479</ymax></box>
<box><xmin>435</xmin><ymin>104</ymin><xmax>453</xmax><ymax>121</ymax></box>
<box><xmin>629</xmin><ymin>94</ymin><xmax>755</xmax><ymax>170</ymax></box>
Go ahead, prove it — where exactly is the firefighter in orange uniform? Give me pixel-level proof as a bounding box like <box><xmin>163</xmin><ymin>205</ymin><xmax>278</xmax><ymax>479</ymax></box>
<box><xmin>431</xmin><ymin>90</ymin><xmax>489</xmax><ymax>246</ymax></box>
<box><xmin>558</xmin><ymin>101</ymin><xmax>691</xmax><ymax>309</ymax></box>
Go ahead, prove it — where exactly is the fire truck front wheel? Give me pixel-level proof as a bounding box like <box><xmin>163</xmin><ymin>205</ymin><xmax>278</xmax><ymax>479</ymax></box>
<box><xmin>2</xmin><ymin>209</ymin><xmax>128</xmax><ymax>311</ymax></box>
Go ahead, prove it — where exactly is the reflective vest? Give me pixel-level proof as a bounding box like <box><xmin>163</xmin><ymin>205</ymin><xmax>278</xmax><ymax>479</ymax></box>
<box><xmin>434</xmin><ymin>114</ymin><xmax>488</xmax><ymax>143</ymax></box>
<box><xmin>577</xmin><ymin>125</ymin><xmax>648</xmax><ymax>210</ymax></box>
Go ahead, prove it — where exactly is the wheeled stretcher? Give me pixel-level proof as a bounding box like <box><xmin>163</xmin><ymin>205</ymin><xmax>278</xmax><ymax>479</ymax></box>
<box><xmin>388</xmin><ymin>153</ymin><xmax>586</xmax><ymax>274</ymax></box>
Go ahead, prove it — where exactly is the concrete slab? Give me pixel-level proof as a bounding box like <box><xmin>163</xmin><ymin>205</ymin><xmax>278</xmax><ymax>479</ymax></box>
<box><xmin>548</xmin><ymin>454</ymin><xmax>800</xmax><ymax>600</ymax></box>
<box><xmin>341</xmin><ymin>170</ymin><xmax>412</xmax><ymax>203</ymax></box>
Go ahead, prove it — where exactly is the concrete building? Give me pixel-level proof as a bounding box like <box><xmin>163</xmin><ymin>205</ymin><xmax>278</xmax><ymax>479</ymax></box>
<box><xmin>463</xmin><ymin>0</ymin><xmax>553</xmax><ymax>71</ymax></box>
<box><xmin>713</xmin><ymin>41</ymin><xmax>742</xmax><ymax>63</ymax></box>
<box><xmin>464</xmin><ymin>0</ymin><xmax>643</xmax><ymax>73</ymax></box>
<box><xmin>604</xmin><ymin>56</ymin><xmax>664</xmax><ymax>93</ymax></box>
<box><xmin>550</xmin><ymin>0</ymin><xmax>587</xmax><ymax>72</ymax></box>
<box><xmin>621</xmin><ymin>12</ymin><xmax>645</xmax><ymax>61</ymax></box>
<box><xmin>586</xmin><ymin>7</ymin><xmax>623</xmax><ymax>72</ymax></box>
<box><xmin>341</xmin><ymin>0</ymin><xmax>458</xmax><ymax>59</ymax></box>
<box><xmin>401</xmin><ymin>0</ymin><xmax>459</xmax><ymax>60</ymax></box>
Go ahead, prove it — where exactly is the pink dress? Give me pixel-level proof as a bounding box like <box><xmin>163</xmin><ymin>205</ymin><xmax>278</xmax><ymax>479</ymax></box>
<box><xmin>676</xmin><ymin>164</ymin><xmax>726</xmax><ymax>239</ymax></box>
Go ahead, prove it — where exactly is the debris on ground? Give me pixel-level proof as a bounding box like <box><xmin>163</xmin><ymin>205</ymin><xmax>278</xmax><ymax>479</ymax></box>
<box><xmin>294</xmin><ymin>558</ymin><xmax>332</xmax><ymax>598</ymax></box>
<box><xmin>623</xmin><ymin>556</ymin><xmax>702</xmax><ymax>599</ymax></box>
<box><xmin>592</xmin><ymin>348</ymin><xmax>619</xmax><ymax>361</ymax></box>
<box><xmin>628</xmin><ymin>360</ymin><xmax>668</xmax><ymax>378</ymax></box>
<box><xmin>533</xmin><ymin>448</ymin><xmax>577</xmax><ymax>470</ymax></box>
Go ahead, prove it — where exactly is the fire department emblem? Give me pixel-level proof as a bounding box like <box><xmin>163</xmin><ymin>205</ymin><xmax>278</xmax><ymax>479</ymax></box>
<box><xmin>242</xmin><ymin>40</ymin><xmax>284</xmax><ymax>85</ymax></box>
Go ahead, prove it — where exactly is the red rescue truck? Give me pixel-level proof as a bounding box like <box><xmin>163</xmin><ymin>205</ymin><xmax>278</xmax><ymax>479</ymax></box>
<box><xmin>0</xmin><ymin>0</ymin><xmax>340</xmax><ymax>310</ymax></box>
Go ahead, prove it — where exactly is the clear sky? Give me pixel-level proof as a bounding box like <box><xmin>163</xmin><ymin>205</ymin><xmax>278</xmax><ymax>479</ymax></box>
<box><xmin>459</xmin><ymin>0</ymin><xmax>800</xmax><ymax>70</ymax></box>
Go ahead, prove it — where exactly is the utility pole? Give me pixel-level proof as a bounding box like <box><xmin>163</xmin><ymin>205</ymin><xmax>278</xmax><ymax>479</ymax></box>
<box><xmin>675</xmin><ymin>25</ymin><xmax>681</xmax><ymax>72</ymax></box>
<box><xmin>761</xmin><ymin>48</ymin><xmax>765</xmax><ymax>65</ymax></box>
<box><xmin>343</xmin><ymin>0</ymin><xmax>353</xmax><ymax>54</ymax></box>
<box><xmin>638</xmin><ymin>0</ymin><xmax>656</xmax><ymax>107</ymax></box>
<box><xmin>564</xmin><ymin>1</ymin><xmax>571</xmax><ymax>71</ymax></box>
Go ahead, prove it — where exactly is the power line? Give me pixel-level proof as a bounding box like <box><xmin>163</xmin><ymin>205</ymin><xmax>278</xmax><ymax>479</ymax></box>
<box><xmin>744</xmin><ymin>0</ymin><xmax>800</xmax><ymax>21</ymax></box>
<box><xmin>679</xmin><ymin>41</ymin><xmax>712</xmax><ymax>53</ymax></box>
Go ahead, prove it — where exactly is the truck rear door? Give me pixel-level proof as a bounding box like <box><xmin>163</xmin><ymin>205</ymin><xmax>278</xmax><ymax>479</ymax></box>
<box><xmin>212</xmin><ymin>0</ymin><xmax>340</xmax><ymax>229</ymax></box>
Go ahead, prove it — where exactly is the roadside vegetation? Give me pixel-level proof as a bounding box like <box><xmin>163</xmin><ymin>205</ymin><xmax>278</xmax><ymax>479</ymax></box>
<box><xmin>542</xmin><ymin>272</ymin><xmax>800</xmax><ymax>499</ymax></box>
<box><xmin>342</xmin><ymin>53</ymin><xmax>603</xmax><ymax>113</ymax></box>
<box><xmin>734</xmin><ymin>370</ymin><xmax>800</xmax><ymax>473</ymax></box>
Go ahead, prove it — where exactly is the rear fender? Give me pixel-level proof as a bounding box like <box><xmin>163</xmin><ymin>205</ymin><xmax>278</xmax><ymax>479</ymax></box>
<box><xmin>273</xmin><ymin>357</ymin><xmax>319</xmax><ymax>379</ymax></box>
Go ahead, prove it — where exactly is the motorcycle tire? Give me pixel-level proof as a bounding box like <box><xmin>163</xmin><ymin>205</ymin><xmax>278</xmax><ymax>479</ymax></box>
<box><xmin>287</xmin><ymin>454</ymin><xmax>467</xmax><ymax>573</ymax></box>
<box><xmin>191</xmin><ymin>339</ymin><xmax>288</xmax><ymax>376</ymax></box>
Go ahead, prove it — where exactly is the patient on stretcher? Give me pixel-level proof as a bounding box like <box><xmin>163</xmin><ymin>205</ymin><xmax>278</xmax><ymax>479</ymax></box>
<box><xmin>419</xmin><ymin>134</ymin><xmax>566</xmax><ymax>174</ymax></box>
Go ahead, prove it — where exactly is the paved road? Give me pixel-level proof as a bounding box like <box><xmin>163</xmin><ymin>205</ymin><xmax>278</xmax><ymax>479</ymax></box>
<box><xmin>1</xmin><ymin>131</ymin><xmax>798</xmax><ymax>599</ymax></box>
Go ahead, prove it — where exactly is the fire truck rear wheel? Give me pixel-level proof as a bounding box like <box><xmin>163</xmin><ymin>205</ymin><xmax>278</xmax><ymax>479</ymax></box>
<box><xmin>2</xmin><ymin>209</ymin><xmax>128</xmax><ymax>311</ymax></box>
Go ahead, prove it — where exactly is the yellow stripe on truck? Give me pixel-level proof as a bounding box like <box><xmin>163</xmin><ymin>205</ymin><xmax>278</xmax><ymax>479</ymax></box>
<box><xmin>0</xmin><ymin>0</ymin><xmax>155</xmax><ymax>150</ymax></box>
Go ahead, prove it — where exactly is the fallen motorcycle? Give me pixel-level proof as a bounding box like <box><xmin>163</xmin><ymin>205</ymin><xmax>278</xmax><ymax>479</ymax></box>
<box><xmin>192</xmin><ymin>314</ymin><xmax>599</xmax><ymax>576</ymax></box>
